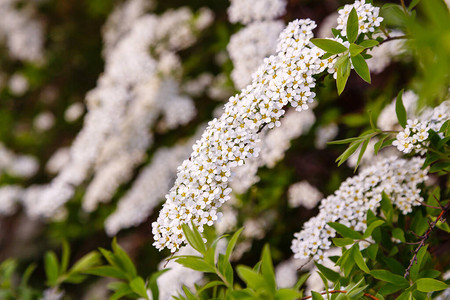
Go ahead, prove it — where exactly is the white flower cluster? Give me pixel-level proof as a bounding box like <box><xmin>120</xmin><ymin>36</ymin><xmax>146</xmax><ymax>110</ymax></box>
<box><xmin>16</xmin><ymin>3</ymin><xmax>212</xmax><ymax>219</ymax></box>
<box><xmin>228</xmin><ymin>21</ymin><xmax>285</xmax><ymax>89</ymax></box>
<box><xmin>152</xmin><ymin>18</ymin><xmax>330</xmax><ymax>252</ymax></box>
<box><xmin>291</xmin><ymin>156</ymin><xmax>428</xmax><ymax>262</ymax></box>
<box><xmin>153</xmin><ymin>0</ymin><xmax>384</xmax><ymax>253</ymax></box>
<box><xmin>315</xmin><ymin>123</ymin><xmax>338</xmax><ymax>150</ymax></box>
<box><xmin>0</xmin><ymin>0</ymin><xmax>45</xmax><ymax>63</ymax></box>
<box><xmin>228</xmin><ymin>0</ymin><xmax>286</xmax><ymax>24</ymax></box>
<box><xmin>0</xmin><ymin>143</ymin><xmax>39</xmax><ymax>179</ymax></box>
<box><xmin>336</xmin><ymin>0</ymin><xmax>383</xmax><ymax>37</ymax></box>
<box><xmin>104</xmin><ymin>129</ymin><xmax>203</xmax><ymax>236</ymax></box>
<box><xmin>288</xmin><ymin>181</ymin><xmax>323</xmax><ymax>209</ymax></box>
<box><xmin>0</xmin><ymin>185</ymin><xmax>23</xmax><ymax>215</ymax></box>
<box><xmin>393</xmin><ymin>101</ymin><xmax>449</xmax><ymax>154</ymax></box>
<box><xmin>230</xmin><ymin>109</ymin><xmax>315</xmax><ymax>193</ymax></box>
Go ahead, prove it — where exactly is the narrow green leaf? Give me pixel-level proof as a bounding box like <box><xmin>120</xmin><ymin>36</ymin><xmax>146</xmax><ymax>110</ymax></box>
<box><xmin>311</xmin><ymin>39</ymin><xmax>348</xmax><ymax>54</ymax></box>
<box><xmin>182</xmin><ymin>286</ymin><xmax>197</xmax><ymax>300</ymax></box>
<box><xmin>44</xmin><ymin>251</ymin><xmax>59</xmax><ymax>287</ymax></box>
<box><xmin>336</xmin><ymin>140</ymin><xmax>362</xmax><ymax>166</ymax></box>
<box><xmin>374</xmin><ymin>135</ymin><xmax>388</xmax><ymax>155</ymax></box>
<box><xmin>409</xmin><ymin>0</ymin><xmax>421</xmax><ymax>10</ymax></box>
<box><xmin>148</xmin><ymin>269</ymin><xmax>170</xmax><ymax>300</ymax></box>
<box><xmin>317</xmin><ymin>272</ymin><xmax>330</xmax><ymax>299</ymax></box>
<box><xmin>182</xmin><ymin>223</ymin><xmax>207</xmax><ymax>255</ymax></box>
<box><xmin>60</xmin><ymin>241</ymin><xmax>70</xmax><ymax>274</ymax></box>
<box><xmin>327</xmin><ymin>136</ymin><xmax>364</xmax><ymax>145</ymax></box>
<box><xmin>359</xmin><ymin>39</ymin><xmax>379</xmax><ymax>48</ymax></box>
<box><xmin>351</xmin><ymin>54</ymin><xmax>371</xmax><ymax>83</ymax></box>
<box><xmin>380</xmin><ymin>192</ymin><xmax>393</xmax><ymax>224</ymax></box>
<box><xmin>347</xmin><ymin>8</ymin><xmax>359</xmax><ymax>43</ymax></box>
<box><xmin>352</xmin><ymin>246</ymin><xmax>370</xmax><ymax>273</ymax></box>
<box><xmin>225</xmin><ymin>227</ymin><xmax>244</xmax><ymax>261</ymax></box>
<box><xmin>275</xmin><ymin>289</ymin><xmax>301</xmax><ymax>299</ymax></box>
<box><xmin>315</xmin><ymin>262</ymin><xmax>340</xmax><ymax>282</ymax></box>
<box><xmin>365</xmin><ymin>244</ymin><xmax>378</xmax><ymax>261</ymax></box>
<box><xmin>83</xmin><ymin>266</ymin><xmax>127</xmax><ymax>280</ymax></box>
<box><xmin>112</xmin><ymin>238</ymin><xmax>137</xmax><ymax>277</ymax></box>
<box><xmin>236</xmin><ymin>266</ymin><xmax>266</xmax><ymax>291</ymax></box>
<box><xmin>416</xmin><ymin>278</ymin><xmax>448</xmax><ymax>292</ymax></box>
<box><xmin>395</xmin><ymin>89</ymin><xmax>407</xmax><ymax>128</ymax></box>
<box><xmin>370</xmin><ymin>270</ymin><xmax>409</xmax><ymax>286</ymax></box>
<box><xmin>410</xmin><ymin>245</ymin><xmax>428</xmax><ymax>280</ymax></box>
<box><xmin>261</xmin><ymin>244</ymin><xmax>276</xmax><ymax>292</ymax></box>
<box><xmin>332</xmin><ymin>238</ymin><xmax>354</xmax><ymax>247</ymax></box>
<box><xmin>21</xmin><ymin>263</ymin><xmax>36</xmax><ymax>287</ymax></box>
<box><xmin>110</xmin><ymin>284</ymin><xmax>134</xmax><ymax>300</ymax></box>
<box><xmin>70</xmin><ymin>252</ymin><xmax>101</xmax><ymax>273</ymax></box>
<box><xmin>328</xmin><ymin>222</ymin><xmax>363</xmax><ymax>239</ymax></box>
<box><xmin>336</xmin><ymin>56</ymin><xmax>351</xmax><ymax>95</ymax></box>
<box><xmin>218</xmin><ymin>254</ymin><xmax>234</xmax><ymax>286</ymax></box>
<box><xmin>363</xmin><ymin>220</ymin><xmax>384</xmax><ymax>238</ymax></box>
<box><xmin>295</xmin><ymin>273</ymin><xmax>310</xmax><ymax>290</ymax></box>
<box><xmin>311</xmin><ymin>291</ymin><xmax>325</xmax><ymax>300</ymax></box>
<box><xmin>392</xmin><ymin>228</ymin><xmax>405</xmax><ymax>242</ymax></box>
<box><xmin>175</xmin><ymin>256</ymin><xmax>215</xmax><ymax>273</ymax></box>
<box><xmin>349</xmin><ymin>43</ymin><xmax>365</xmax><ymax>56</ymax></box>
<box><xmin>354</xmin><ymin>137</ymin><xmax>370</xmax><ymax>172</ymax></box>
<box><xmin>130</xmin><ymin>277</ymin><xmax>148</xmax><ymax>299</ymax></box>
<box><xmin>197</xmin><ymin>281</ymin><xmax>225</xmax><ymax>295</ymax></box>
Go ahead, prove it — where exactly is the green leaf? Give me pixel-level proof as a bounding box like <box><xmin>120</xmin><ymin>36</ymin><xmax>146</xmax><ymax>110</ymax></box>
<box><xmin>332</xmin><ymin>238</ymin><xmax>354</xmax><ymax>247</ymax></box>
<box><xmin>236</xmin><ymin>266</ymin><xmax>266</xmax><ymax>291</ymax></box>
<box><xmin>315</xmin><ymin>262</ymin><xmax>340</xmax><ymax>282</ymax></box>
<box><xmin>352</xmin><ymin>246</ymin><xmax>370</xmax><ymax>273</ymax></box>
<box><xmin>365</xmin><ymin>244</ymin><xmax>378</xmax><ymax>261</ymax></box>
<box><xmin>370</xmin><ymin>270</ymin><xmax>409</xmax><ymax>286</ymax></box>
<box><xmin>275</xmin><ymin>288</ymin><xmax>301</xmax><ymax>300</ymax></box>
<box><xmin>197</xmin><ymin>281</ymin><xmax>225</xmax><ymax>295</ymax></box>
<box><xmin>317</xmin><ymin>272</ymin><xmax>330</xmax><ymax>299</ymax></box>
<box><xmin>374</xmin><ymin>135</ymin><xmax>389</xmax><ymax>155</ymax></box>
<box><xmin>349</xmin><ymin>43</ymin><xmax>365</xmax><ymax>56</ymax></box>
<box><xmin>218</xmin><ymin>254</ymin><xmax>234</xmax><ymax>286</ymax></box>
<box><xmin>395</xmin><ymin>89</ymin><xmax>407</xmax><ymax>128</ymax></box>
<box><xmin>380</xmin><ymin>192</ymin><xmax>393</xmax><ymax>224</ymax></box>
<box><xmin>175</xmin><ymin>256</ymin><xmax>215</xmax><ymax>273</ymax></box>
<box><xmin>182</xmin><ymin>223</ymin><xmax>207</xmax><ymax>255</ymax></box>
<box><xmin>261</xmin><ymin>245</ymin><xmax>276</xmax><ymax>292</ymax></box>
<box><xmin>409</xmin><ymin>0</ymin><xmax>421</xmax><ymax>10</ymax></box>
<box><xmin>328</xmin><ymin>136</ymin><xmax>364</xmax><ymax>145</ymax></box>
<box><xmin>336</xmin><ymin>56</ymin><xmax>351</xmax><ymax>95</ymax></box>
<box><xmin>130</xmin><ymin>277</ymin><xmax>148</xmax><ymax>299</ymax></box>
<box><xmin>416</xmin><ymin>278</ymin><xmax>448</xmax><ymax>292</ymax></box>
<box><xmin>336</xmin><ymin>140</ymin><xmax>362</xmax><ymax>166</ymax></box>
<box><xmin>70</xmin><ymin>252</ymin><xmax>101</xmax><ymax>273</ymax></box>
<box><xmin>44</xmin><ymin>251</ymin><xmax>59</xmax><ymax>287</ymax></box>
<box><xmin>392</xmin><ymin>228</ymin><xmax>405</xmax><ymax>242</ymax></box>
<box><xmin>351</xmin><ymin>54</ymin><xmax>371</xmax><ymax>83</ymax></box>
<box><xmin>363</xmin><ymin>220</ymin><xmax>385</xmax><ymax>238</ymax></box>
<box><xmin>110</xmin><ymin>284</ymin><xmax>134</xmax><ymax>300</ymax></box>
<box><xmin>359</xmin><ymin>39</ymin><xmax>379</xmax><ymax>48</ymax></box>
<box><xmin>148</xmin><ymin>269</ymin><xmax>170</xmax><ymax>300</ymax></box>
<box><xmin>410</xmin><ymin>245</ymin><xmax>428</xmax><ymax>281</ymax></box>
<box><xmin>311</xmin><ymin>291</ymin><xmax>325</xmax><ymax>300</ymax></box>
<box><xmin>381</xmin><ymin>4</ymin><xmax>407</xmax><ymax>27</ymax></box>
<box><xmin>225</xmin><ymin>227</ymin><xmax>243</xmax><ymax>261</ymax></box>
<box><xmin>83</xmin><ymin>266</ymin><xmax>127</xmax><ymax>280</ymax></box>
<box><xmin>347</xmin><ymin>8</ymin><xmax>359</xmax><ymax>43</ymax></box>
<box><xmin>295</xmin><ymin>273</ymin><xmax>310</xmax><ymax>290</ymax></box>
<box><xmin>112</xmin><ymin>238</ymin><xmax>137</xmax><ymax>277</ymax></box>
<box><xmin>311</xmin><ymin>39</ymin><xmax>348</xmax><ymax>54</ymax></box>
<box><xmin>182</xmin><ymin>285</ymin><xmax>197</xmax><ymax>300</ymax></box>
<box><xmin>354</xmin><ymin>137</ymin><xmax>370</xmax><ymax>172</ymax></box>
<box><xmin>99</xmin><ymin>248</ymin><xmax>122</xmax><ymax>270</ymax></box>
<box><xmin>328</xmin><ymin>222</ymin><xmax>363</xmax><ymax>239</ymax></box>
<box><xmin>60</xmin><ymin>241</ymin><xmax>70</xmax><ymax>274</ymax></box>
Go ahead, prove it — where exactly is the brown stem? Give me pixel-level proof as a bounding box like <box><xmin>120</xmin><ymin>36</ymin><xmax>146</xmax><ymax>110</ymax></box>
<box><xmin>404</xmin><ymin>202</ymin><xmax>450</xmax><ymax>278</ymax></box>
<box><xmin>378</xmin><ymin>35</ymin><xmax>408</xmax><ymax>46</ymax></box>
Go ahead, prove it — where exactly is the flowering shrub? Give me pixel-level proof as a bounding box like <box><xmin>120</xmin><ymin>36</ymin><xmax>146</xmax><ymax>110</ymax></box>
<box><xmin>0</xmin><ymin>0</ymin><xmax>449</xmax><ymax>299</ymax></box>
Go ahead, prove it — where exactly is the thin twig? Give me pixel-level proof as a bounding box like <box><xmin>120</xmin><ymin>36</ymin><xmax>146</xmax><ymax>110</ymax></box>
<box><xmin>298</xmin><ymin>257</ymin><xmax>312</xmax><ymax>271</ymax></box>
<box><xmin>378</xmin><ymin>35</ymin><xmax>408</xmax><ymax>46</ymax></box>
<box><xmin>414</xmin><ymin>199</ymin><xmax>441</xmax><ymax>210</ymax></box>
<box><xmin>404</xmin><ymin>202</ymin><xmax>450</xmax><ymax>278</ymax></box>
